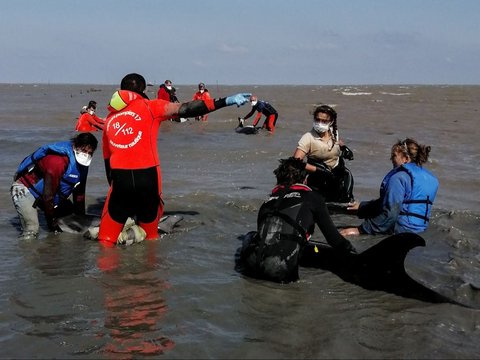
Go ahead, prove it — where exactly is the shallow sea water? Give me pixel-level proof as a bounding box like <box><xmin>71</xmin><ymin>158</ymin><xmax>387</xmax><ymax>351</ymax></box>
<box><xmin>0</xmin><ymin>84</ymin><xmax>479</xmax><ymax>358</ymax></box>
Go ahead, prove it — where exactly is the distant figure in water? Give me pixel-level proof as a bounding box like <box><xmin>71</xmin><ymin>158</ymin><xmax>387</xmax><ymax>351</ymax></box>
<box><xmin>237</xmin><ymin>157</ymin><xmax>355</xmax><ymax>283</ymax></box>
<box><xmin>341</xmin><ymin>138</ymin><xmax>439</xmax><ymax>236</ymax></box>
<box><xmin>11</xmin><ymin>133</ymin><xmax>98</xmax><ymax>239</ymax></box>
<box><xmin>238</xmin><ymin>95</ymin><xmax>278</xmax><ymax>133</ymax></box>
<box><xmin>75</xmin><ymin>100</ymin><xmax>105</xmax><ymax>132</ymax></box>
<box><xmin>192</xmin><ymin>83</ymin><xmax>212</xmax><ymax>121</ymax></box>
<box><xmin>157</xmin><ymin>79</ymin><xmax>179</xmax><ymax>103</ymax></box>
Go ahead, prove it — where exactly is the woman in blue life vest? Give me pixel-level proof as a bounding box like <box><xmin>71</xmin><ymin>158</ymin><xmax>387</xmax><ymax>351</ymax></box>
<box><xmin>340</xmin><ymin>138</ymin><xmax>439</xmax><ymax>236</ymax></box>
<box><xmin>11</xmin><ymin>133</ymin><xmax>98</xmax><ymax>239</ymax></box>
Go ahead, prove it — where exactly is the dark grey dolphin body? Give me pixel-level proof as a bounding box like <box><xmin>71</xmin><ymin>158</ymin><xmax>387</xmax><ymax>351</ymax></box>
<box><xmin>58</xmin><ymin>214</ymin><xmax>183</xmax><ymax>236</ymax></box>
<box><xmin>235</xmin><ymin>125</ymin><xmax>259</xmax><ymax>135</ymax></box>
<box><xmin>301</xmin><ymin>233</ymin><xmax>478</xmax><ymax>308</ymax></box>
<box><xmin>237</xmin><ymin>231</ymin><xmax>474</xmax><ymax>308</ymax></box>
<box><xmin>57</xmin><ymin>214</ymin><xmax>100</xmax><ymax>234</ymax></box>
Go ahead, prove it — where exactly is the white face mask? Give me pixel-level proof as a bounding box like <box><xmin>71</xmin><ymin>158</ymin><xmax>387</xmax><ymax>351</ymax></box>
<box><xmin>313</xmin><ymin>121</ymin><xmax>331</xmax><ymax>134</ymax></box>
<box><xmin>200</xmin><ymin>89</ymin><xmax>204</xmax><ymax>93</ymax></box>
<box><xmin>166</xmin><ymin>85</ymin><xmax>172</xmax><ymax>90</ymax></box>
<box><xmin>251</xmin><ymin>100</ymin><xmax>258</xmax><ymax>106</ymax></box>
<box><xmin>88</xmin><ymin>109</ymin><xmax>94</xmax><ymax>115</ymax></box>
<box><xmin>74</xmin><ymin>149</ymin><xmax>93</xmax><ymax>167</ymax></box>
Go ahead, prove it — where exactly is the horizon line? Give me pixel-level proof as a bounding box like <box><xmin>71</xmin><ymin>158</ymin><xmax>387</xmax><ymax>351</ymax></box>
<box><xmin>1</xmin><ymin>82</ymin><xmax>479</xmax><ymax>87</ymax></box>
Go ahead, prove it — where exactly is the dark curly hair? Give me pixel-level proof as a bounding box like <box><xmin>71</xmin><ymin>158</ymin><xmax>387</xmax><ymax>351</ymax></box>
<box><xmin>273</xmin><ymin>157</ymin><xmax>307</xmax><ymax>186</ymax></box>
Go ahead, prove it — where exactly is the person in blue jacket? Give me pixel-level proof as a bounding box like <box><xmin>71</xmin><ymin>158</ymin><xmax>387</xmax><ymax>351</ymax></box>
<box><xmin>11</xmin><ymin>133</ymin><xmax>98</xmax><ymax>239</ymax></box>
<box><xmin>340</xmin><ymin>138</ymin><xmax>439</xmax><ymax>236</ymax></box>
<box><xmin>238</xmin><ymin>95</ymin><xmax>278</xmax><ymax>133</ymax></box>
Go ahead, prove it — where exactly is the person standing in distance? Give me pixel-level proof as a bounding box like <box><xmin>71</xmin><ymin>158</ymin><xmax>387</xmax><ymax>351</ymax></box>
<box><xmin>192</xmin><ymin>83</ymin><xmax>212</xmax><ymax>121</ymax></box>
<box><xmin>157</xmin><ymin>80</ymin><xmax>179</xmax><ymax>103</ymax></box>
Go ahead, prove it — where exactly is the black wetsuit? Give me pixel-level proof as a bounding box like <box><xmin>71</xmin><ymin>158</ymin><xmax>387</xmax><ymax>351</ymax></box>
<box><xmin>239</xmin><ymin>184</ymin><xmax>353</xmax><ymax>283</ymax></box>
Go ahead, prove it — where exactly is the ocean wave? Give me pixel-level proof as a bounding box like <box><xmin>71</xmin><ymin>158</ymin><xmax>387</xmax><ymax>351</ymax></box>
<box><xmin>341</xmin><ymin>91</ymin><xmax>372</xmax><ymax>96</ymax></box>
<box><xmin>380</xmin><ymin>92</ymin><xmax>411</xmax><ymax>96</ymax></box>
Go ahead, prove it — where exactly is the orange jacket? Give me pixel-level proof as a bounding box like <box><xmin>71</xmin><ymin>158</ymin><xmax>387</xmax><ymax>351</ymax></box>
<box><xmin>192</xmin><ymin>90</ymin><xmax>211</xmax><ymax>101</ymax></box>
<box><xmin>103</xmin><ymin>90</ymin><xmax>178</xmax><ymax>170</ymax></box>
<box><xmin>75</xmin><ymin>112</ymin><xmax>105</xmax><ymax>132</ymax></box>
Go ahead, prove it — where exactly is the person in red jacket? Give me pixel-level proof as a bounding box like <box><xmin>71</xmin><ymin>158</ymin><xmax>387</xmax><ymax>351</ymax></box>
<box><xmin>98</xmin><ymin>73</ymin><xmax>251</xmax><ymax>247</ymax></box>
<box><xmin>192</xmin><ymin>83</ymin><xmax>212</xmax><ymax>121</ymax></box>
<box><xmin>157</xmin><ymin>80</ymin><xmax>179</xmax><ymax>103</ymax></box>
<box><xmin>75</xmin><ymin>100</ymin><xmax>105</xmax><ymax>132</ymax></box>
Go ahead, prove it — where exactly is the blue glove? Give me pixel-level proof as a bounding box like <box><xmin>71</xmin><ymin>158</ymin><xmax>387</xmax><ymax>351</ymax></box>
<box><xmin>226</xmin><ymin>93</ymin><xmax>251</xmax><ymax>107</ymax></box>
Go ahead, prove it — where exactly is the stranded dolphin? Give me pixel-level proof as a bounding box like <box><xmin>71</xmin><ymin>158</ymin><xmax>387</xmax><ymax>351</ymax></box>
<box><xmin>300</xmin><ymin>233</ymin><xmax>468</xmax><ymax>307</ymax></box>
<box><xmin>237</xmin><ymin>231</ymin><xmax>466</xmax><ymax>307</ymax></box>
<box><xmin>57</xmin><ymin>214</ymin><xmax>183</xmax><ymax>245</ymax></box>
<box><xmin>235</xmin><ymin>125</ymin><xmax>259</xmax><ymax>135</ymax></box>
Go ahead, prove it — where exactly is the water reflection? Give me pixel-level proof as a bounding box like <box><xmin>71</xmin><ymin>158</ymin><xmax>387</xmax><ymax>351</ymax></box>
<box><xmin>96</xmin><ymin>242</ymin><xmax>175</xmax><ymax>357</ymax></box>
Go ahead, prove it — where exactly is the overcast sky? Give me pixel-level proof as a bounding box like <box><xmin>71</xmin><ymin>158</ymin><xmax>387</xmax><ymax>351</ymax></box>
<box><xmin>1</xmin><ymin>0</ymin><xmax>479</xmax><ymax>85</ymax></box>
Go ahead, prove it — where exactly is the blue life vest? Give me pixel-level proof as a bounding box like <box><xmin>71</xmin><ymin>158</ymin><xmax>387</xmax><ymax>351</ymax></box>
<box><xmin>381</xmin><ymin>163</ymin><xmax>439</xmax><ymax>233</ymax></box>
<box><xmin>16</xmin><ymin>141</ymin><xmax>87</xmax><ymax>205</ymax></box>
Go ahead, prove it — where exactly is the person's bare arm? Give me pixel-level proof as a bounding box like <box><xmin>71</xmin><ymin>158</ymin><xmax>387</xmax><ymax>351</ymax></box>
<box><xmin>293</xmin><ymin>148</ymin><xmax>316</xmax><ymax>173</ymax></box>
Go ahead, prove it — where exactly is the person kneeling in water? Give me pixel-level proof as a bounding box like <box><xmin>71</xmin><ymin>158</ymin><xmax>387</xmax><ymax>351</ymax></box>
<box><xmin>11</xmin><ymin>133</ymin><xmax>98</xmax><ymax>239</ymax></box>
<box><xmin>340</xmin><ymin>138</ymin><xmax>439</xmax><ymax>236</ymax></box>
<box><xmin>237</xmin><ymin>157</ymin><xmax>355</xmax><ymax>283</ymax></box>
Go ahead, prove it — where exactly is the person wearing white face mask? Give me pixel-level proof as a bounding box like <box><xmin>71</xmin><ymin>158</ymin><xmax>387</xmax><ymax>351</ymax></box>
<box><xmin>11</xmin><ymin>133</ymin><xmax>98</xmax><ymax>239</ymax></box>
<box><xmin>157</xmin><ymin>79</ymin><xmax>179</xmax><ymax>103</ymax></box>
<box><xmin>238</xmin><ymin>95</ymin><xmax>278</xmax><ymax>133</ymax></box>
<box><xmin>75</xmin><ymin>100</ymin><xmax>105</xmax><ymax>132</ymax></box>
<box><xmin>192</xmin><ymin>83</ymin><xmax>212</xmax><ymax>121</ymax></box>
<box><xmin>293</xmin><ymin>104</ymin><xmax>355</xmax><ymax>203</ymax></box>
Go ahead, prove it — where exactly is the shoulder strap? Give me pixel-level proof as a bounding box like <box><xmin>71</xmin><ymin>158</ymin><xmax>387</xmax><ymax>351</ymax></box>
<box><xmin>258</xmin><ymin>188</ymin><xmax>308</xmax><ymax>242</ymax></box>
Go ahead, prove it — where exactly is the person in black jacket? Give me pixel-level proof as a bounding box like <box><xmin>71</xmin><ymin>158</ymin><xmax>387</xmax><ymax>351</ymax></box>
<box><xmin>237</xmin><ymin>157</ymin><xmax>355</xmax><ymax>283</ymax></box>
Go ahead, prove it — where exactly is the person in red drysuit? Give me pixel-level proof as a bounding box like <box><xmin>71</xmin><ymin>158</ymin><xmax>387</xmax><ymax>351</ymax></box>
<box><xmin>98</xmin><ymin>73</ymin><xmax>251</xmax><ymax>247</ymax></box>
<box><xmin>75</xmin><ymin>100</ymin><xmax>105</xmax><ymax>132</ymax></box>
<box><xmin>192</xmin><ymin>83</ymin><xmax>212</xmax><ymax>121</ymax></box>
<box><xmin>157</xmin><ymin>80</ymin><xmax>179</xmax><ymax>102</ymax></box>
